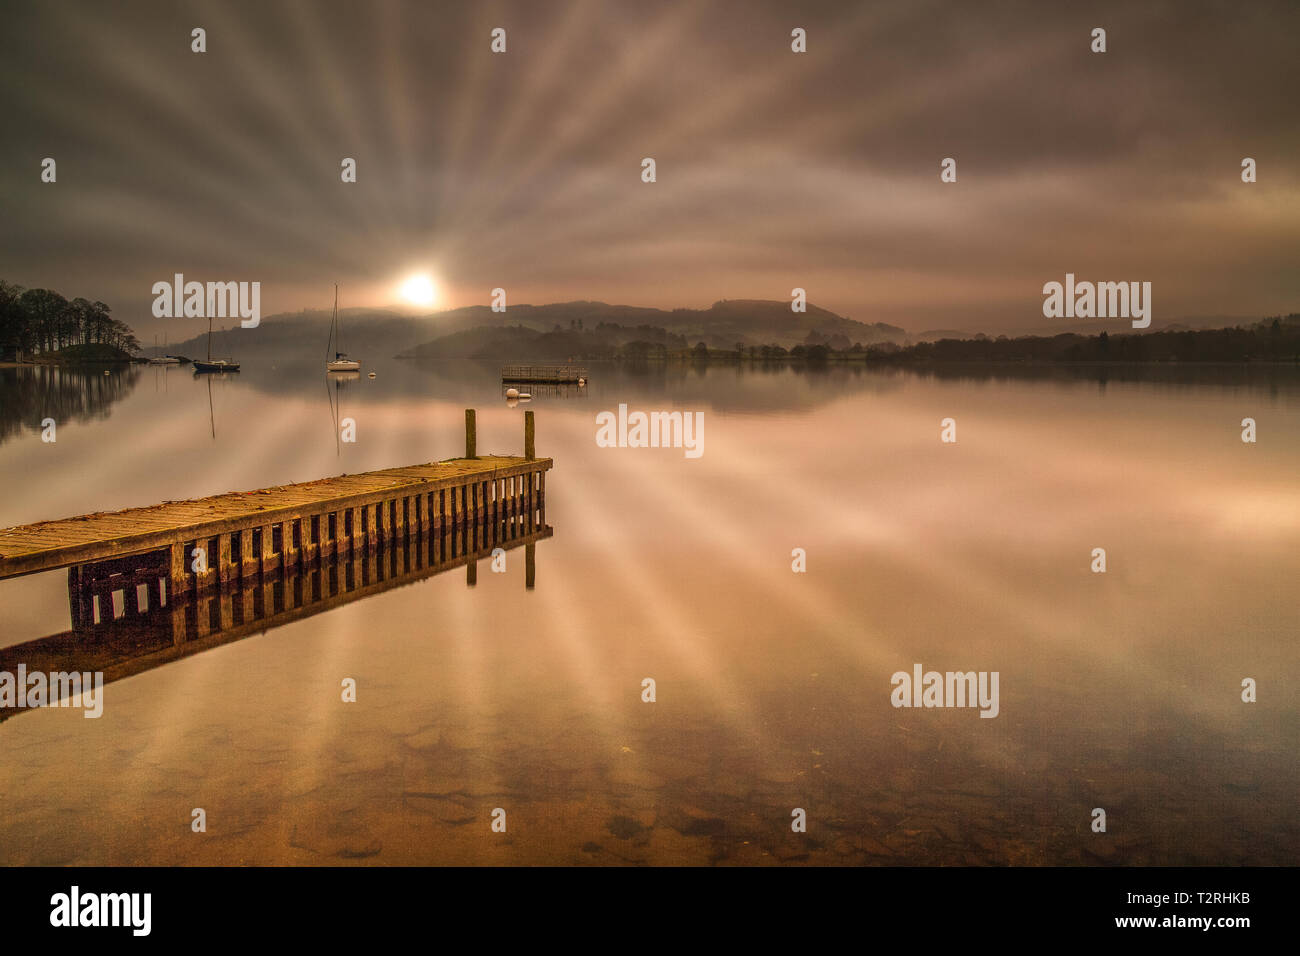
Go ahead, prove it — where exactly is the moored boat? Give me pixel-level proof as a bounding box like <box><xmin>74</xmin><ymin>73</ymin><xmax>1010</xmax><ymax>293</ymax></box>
<box><xmin>192</xmin><ymin>317</ymin><xmax>239</xmax><ymax>373</ymax></box>
<box><xmin>326</xmin><ymin>284</ymin><xmax>361</xmax><ymax>372</ymax></box>
<box><xmin>193</xmin><ymin>359</ymin><xmax>240</xmax><ymax>373</ymax></box>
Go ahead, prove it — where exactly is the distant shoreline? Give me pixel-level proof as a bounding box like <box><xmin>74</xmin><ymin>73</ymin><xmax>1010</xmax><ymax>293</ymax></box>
<box><xmin>609</xmin><ymin>354</ymin><xmax>1300</xmax><ymax>367</ymax></box>
<box><xmin>0</xmin><ymin>356</ymin><xmax>135</xmax><ymax>369</ymax></box>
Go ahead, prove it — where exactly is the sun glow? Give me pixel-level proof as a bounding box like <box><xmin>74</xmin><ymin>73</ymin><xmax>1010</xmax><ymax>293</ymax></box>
<box><xmin>398</xmin><ymin>274</ymin><xmax>438</xmax><ymax>308</ymax></box>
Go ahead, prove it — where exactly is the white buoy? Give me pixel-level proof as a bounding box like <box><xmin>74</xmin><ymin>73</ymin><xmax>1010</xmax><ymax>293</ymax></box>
<box><xmin>505</xmin><ymin>387</ymin><xmax>519</xmax><ymax>399</ymax></box>
<box><xmin>368</xmin><ymin>371</ymin><xmax>376</xmax><ymax>379</ymax></box>
<box><xmin>577</xmin><ymin>377</ymin><xmax>586</xmax><ymax>387</ymax></box>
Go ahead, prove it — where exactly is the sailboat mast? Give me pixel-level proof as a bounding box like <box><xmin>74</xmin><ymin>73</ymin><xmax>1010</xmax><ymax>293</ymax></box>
<box><xmin>207</xmin><ymin>317</ymin><xmax>213</xmax><ymax>361</ymax></box>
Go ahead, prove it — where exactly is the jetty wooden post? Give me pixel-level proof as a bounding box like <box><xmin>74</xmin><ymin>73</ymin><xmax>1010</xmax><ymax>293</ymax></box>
<box><xmin>64</xmin><ymin>564</ymin><xmax>82</xmax><ymax>627</ymax></box>
<box><xmin>303</xmin><ymin>516</ymin><xmax>319</xmax><ymax>563</ymax></box>
<box><xmin>348</xmin><ymin>507</ymin><xmax>361</xmax><ymax>553</ymax></box>
<box><xmin>524</xmin><ymin>410</ymin><xmax>535</xmax><ymax>461</ymax></box>
<box><xmin>260</xmin><ymin>524</ymin><xmax>274</xmax><ymax>575</ymax></box>
<box><xmin>238</xmin><ymin>530</ymin><xmax>256</xmax><ymax>576</ymax></box>
<box><xmin>217</xmin><ymin>533</ymin><xmax>233</xmax><ymax>584</ymax></box>
<box><xmin>281</xmin><ymin>519</ymin><xmax>299</xmax><ymax>568</ymax></box>
<box><xmin>169</xmin><ymin>543</ymin><xmax>187</xmax><ymax>592</ymax></box>
<box><xmin>67</xmin><ymin>567</ymin><xmax>84</xmax><ymax>629</ymax></box>
<box><xmin>320</xmin><ymin>513</ymin><xmax>335</xmax><ymax>560</ymax></box>
<box><xmin>196</xmin><ymin>537</ymin><xmax>216</xmax><ymax>589</ymax></box>
<box><xmin>465</xmin><ymin>409</ymin><xmax>477</xmax><ymax>459</ymax></box>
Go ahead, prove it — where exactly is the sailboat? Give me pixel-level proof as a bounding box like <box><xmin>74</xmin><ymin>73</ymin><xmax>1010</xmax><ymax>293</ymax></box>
<box><xmin>326</xmin><ymin>284</ymin><xmax>361</xmax><ymax>372</ymax></box>
<box><xmin>147</xmin><ymin>333</ymin><xmax>180</xmax><ymax>364</ymax></box>
<box><xmin>193</xmin><ymin>317</ymin><xmax>240</xmax><ymax>373</ymax></box>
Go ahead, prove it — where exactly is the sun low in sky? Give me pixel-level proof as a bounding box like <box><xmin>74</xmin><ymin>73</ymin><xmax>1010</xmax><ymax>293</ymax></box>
<box><xmin>397</xmin><ymin>274</ymin><xmax>439</xmax><ymax>309</ymax></box>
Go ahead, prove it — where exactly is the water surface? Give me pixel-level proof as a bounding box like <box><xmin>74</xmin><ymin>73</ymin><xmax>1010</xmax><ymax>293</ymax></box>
<box><xmin>0</xmin><ymin>359</ymin><xmax>1295</xmax><ymax>865</ymax></box>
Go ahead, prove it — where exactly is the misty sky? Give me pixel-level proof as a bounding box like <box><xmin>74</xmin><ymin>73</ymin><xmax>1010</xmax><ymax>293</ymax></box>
<box><xmin>1</xmin><ymin>0</ymin><xmax>1297</xmax><ymax>338</ymax></box>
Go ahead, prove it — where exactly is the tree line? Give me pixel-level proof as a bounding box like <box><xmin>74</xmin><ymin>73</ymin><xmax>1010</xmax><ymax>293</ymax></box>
<box><xmin>887</xmin><ymin>317</ymin><xmax>1300</xmax><ymax>364</ymax></box>
<box><xmin>646</xmin><ymin>315</ymin><xmax>1300</xmax><ymax>364</ymax></box>
<box><xmin>0</xmin><ymin>280</ymin><xmax>139</xmax><ymax>355</ymax></box>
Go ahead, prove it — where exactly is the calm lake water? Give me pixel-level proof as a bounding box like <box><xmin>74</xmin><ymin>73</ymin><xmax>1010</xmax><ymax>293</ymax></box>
<box><xmin>0</xmin><ymin>358</ymin><xmax>1296</xmax><ymax>865</ymax></box>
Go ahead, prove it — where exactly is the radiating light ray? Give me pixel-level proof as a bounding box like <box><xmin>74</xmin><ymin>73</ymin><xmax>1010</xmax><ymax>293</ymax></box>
<box><xmin>452</xmin><ymin>0</ymin><xmax>602</xmax><ymax>189</ymax></box>
<box><xmin>437</xmin><ymin>0</ymin><xmax>712</xmax><ymax>246</ymax></box>
<box><xmin>286</xmin><ymin>0</ymin><xmax>373</xmax><ymax>154</ymax></box>
<box><xmin>435</xmin><ymin>3</ymin><xmax>925</xmax><ymax>266</ymax></box>
<box><xmin>556</xmin><ymin>446</ymin><xmax>773</xmax><ymax>739</ymax></box>
<box><xmin>48</xmin><ymin>5</ymin><xmax>326</xmax><ymax>220</ymax></box>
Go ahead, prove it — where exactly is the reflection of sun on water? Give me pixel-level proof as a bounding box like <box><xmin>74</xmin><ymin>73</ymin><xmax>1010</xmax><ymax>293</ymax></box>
<box><xmin>398</xmin><ymin>274</ymin><xmax>438</xmax><ymax>308</ymax></box>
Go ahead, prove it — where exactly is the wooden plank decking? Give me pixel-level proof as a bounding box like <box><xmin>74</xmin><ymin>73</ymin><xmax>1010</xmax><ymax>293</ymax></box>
<box><xmin>0</xmin><ymin>453</ymin><xmax>552</xmax><ymax>581</ymax></box>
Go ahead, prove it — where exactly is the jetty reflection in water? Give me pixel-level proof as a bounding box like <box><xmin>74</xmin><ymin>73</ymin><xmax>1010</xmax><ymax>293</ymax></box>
<box><xmin>0</xmin><ymin>515</ymin><xmax>552</xmax><ymax>722</ymax></box>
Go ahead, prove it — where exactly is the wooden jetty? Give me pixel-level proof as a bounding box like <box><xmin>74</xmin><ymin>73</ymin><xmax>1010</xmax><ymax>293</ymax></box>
<box><xmin>0</xmin><ymin>409</ymin><xmax>550</xmax><ymax>590</ymax></box>
<box><xmin>501</xmin><ymin>364</ymin><xmax>587</xmax><ymax>384</ymax></box>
